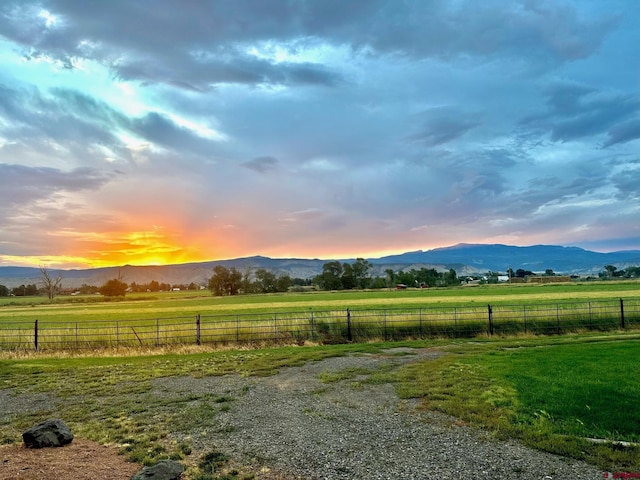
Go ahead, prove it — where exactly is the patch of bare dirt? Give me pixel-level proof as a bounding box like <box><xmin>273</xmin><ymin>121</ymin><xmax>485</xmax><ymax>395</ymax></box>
<box><xmin>0</xmin><ymin>438</ymin><xmax>140</xmax><ymax>480</ymax></box>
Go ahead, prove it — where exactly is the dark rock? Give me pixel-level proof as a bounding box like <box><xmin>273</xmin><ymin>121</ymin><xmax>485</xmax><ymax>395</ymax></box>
<box><xmin>22</xmin><ymin>419</ymin><xmax>74</xmax><ymax>448</ymax></box>
<box><xmin>131</xmin><ymin>459</ymin><xmax>183</xmax><ymax>480</ymax></box>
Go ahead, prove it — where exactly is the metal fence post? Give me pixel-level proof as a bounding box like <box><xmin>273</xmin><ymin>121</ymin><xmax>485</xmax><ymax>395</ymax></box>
<box><xmin>196</xmin><ymin>314</ymin><xmax>201</xmax><ymax>345</ymax></box>
<box><xmin>310</xmin><ymin>312</ymin><xmax>315</xmax><ymax>340</ymax></box>
<box><xmin>156</xmin><ymin>318</ymin><xmax>160</xmax><ymax>347</ymax></box>
<box><xmin>620</xmin><ymin>298</ymin><xmax>625</xmax><ymax>329</ymax></box>
<box><xmin>346</xmin><ymin>308</ymin><xmax>352</xmax><ymax>342</ymax></box>
<box><xmin>487</xmin><ymin>305</ymin><xmax>493</xmax><ymax>335</ymax></box>
<box><xmin>383</xmin><ymin>310</ymin><xmax>387</xmax><ymax>341</ymax></box>
<box><xmin>34</xmin><ymin>319</ymin><xmax>38</xmax><ymax>351</ymax></box>
<box><xmin>274</xmin><ymin>313</ymin><xmax>277</xmax><ymax>340</ymax></box>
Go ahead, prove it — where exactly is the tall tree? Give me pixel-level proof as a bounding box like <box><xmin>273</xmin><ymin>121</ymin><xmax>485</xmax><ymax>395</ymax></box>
<box><xmin>384</xmin><ymin>269</ymin><xmax>395</xmax><ymax>288</ymax></box>
<box><xmin>515</xmin><ymin>268</ymin><xmax>534</xmax><ymax>278</ymax></box>
<box><xmin>352</xmin><ymin>258</ymin><xmax>371</xmax><ymax>289</ymax></box>
<box><xmin>39</xmin><ymin>266</ymin><xmax>63</xmax><ymax>302</ymax></box>
<box><xmin>255</xmin><ymin>268</ymin><xmax>278</xmax><ymax>293</ymax></box>
<box><xmin>275</xmin><ymin>274</ymin><xmax>292</xmax><ymax>292</ymax></box>
<box><xmin>444</xmin><ymin>268</ymin><xmax>459</xmax><ymax>286</ymax></box>
<box><xmin>100</xmin><ymin>278</ymin><xmax>128</xmax><ymax>297</ymax></box>
<box><xmin>208</xmin><ymin>266</ymin><xmax>243</xmax><ymax>296</ymax></box>
<box><xmin>316</xmin><ymin>261</ymin><xmax>343</xmax><ymax>290</ymax></box>
<box><xmin>604</xmin><ymin>265</ymin><xmax>618</xmax><ymax>277</ymax></box>
<box><xmin>341</xmin><ymin>263</ymin><xmax>356</xmax><ymax>289</ymax></box>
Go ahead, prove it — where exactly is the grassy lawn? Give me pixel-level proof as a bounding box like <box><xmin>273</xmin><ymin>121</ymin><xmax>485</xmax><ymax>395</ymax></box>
<box><xmin>383</xmin><ymin>333</ymin><xmax>640</xmax><ymax>470</ymax></box>
<box><xmin>1</xmin><ymin>332</ymin><xmax>638</xmax><ymax>474</ymax></box>
<box><xmin>487</xmin><ymin>340</ymin><xmax>639</xmax><ymax>441</ymax></box>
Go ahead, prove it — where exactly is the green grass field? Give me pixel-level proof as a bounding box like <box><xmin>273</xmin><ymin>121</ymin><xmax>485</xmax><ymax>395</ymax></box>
<box><xmin>0</xmin><ymin>333</ymin><xmax>638</xmax><ymax>474</ymax></box>
<box><xmin>1</xmin><ymin>281</ymin><xmax>639</xmax><ymax>323</ymax></box>
<box><xmin>1</xmin><ymin>281</ymin><xmax>639</xmax><ymax>350</ymax></box>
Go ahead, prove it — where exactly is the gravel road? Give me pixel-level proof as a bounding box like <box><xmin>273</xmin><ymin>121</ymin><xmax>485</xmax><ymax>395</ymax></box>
<box><xmin>153</xmin><ymin>347</ymin><xmax>605</xmax><ymax>480</ymax></box>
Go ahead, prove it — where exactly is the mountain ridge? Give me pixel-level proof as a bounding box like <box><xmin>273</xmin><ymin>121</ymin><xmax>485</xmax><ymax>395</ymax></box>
<box><xmin>1</xmin><ymin>243</ymin><xmax>639</xmax><ymax>288</ymax></box>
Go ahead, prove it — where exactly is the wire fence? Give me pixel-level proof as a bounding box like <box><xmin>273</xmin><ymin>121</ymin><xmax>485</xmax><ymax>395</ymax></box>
<box><xmin>1</xmin><ymin>298</ymin><xmax>638</xmax><ymax>351</ymax></box>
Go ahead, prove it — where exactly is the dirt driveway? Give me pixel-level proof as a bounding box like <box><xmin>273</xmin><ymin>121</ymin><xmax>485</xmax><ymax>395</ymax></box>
<box><xmin>1</xmin><ymin>347</ymin><xmax>604</xmax><ymax>479</ymax></box>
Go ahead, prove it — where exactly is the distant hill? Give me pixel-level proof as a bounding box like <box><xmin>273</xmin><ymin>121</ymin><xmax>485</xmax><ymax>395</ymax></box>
<box><xmin>372</xmin><ymin>243</ymin><xmax>640</xmax><ymax>274</ymax></box>
<box><xmin>1</xmin><ymin>243</ymin><xmax>638</xmax><ymax>289</ymax></box>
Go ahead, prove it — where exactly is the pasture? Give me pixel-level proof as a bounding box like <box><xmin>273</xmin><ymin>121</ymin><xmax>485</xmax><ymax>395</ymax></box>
<box><xmin>0</xmin><ymin>281</ymin><xmax>640</xmax><ymax>350</ymax></box>
<box><xmin>1</xmin><ymin>281</ymin><xmax>639</xmax><ymax>350</ymax></box>
<box><xmin>0</xmin><ymin>280</ymin><xmax>639</xmax><ymax>321</ymax></box>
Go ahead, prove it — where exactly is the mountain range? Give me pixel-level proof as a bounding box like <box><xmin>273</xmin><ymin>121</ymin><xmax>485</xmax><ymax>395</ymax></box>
<box><xmin>1</xmin><ymin>243</ymin><xmax>639</xmax><ymax>289</ymax></box>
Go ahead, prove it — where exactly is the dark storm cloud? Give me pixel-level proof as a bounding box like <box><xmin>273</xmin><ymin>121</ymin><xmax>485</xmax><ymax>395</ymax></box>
<box><xmin>0</xmin><ymin>84</ymin><xmax>223</xmax><ymax>162</ymax></box>
<box><xmin>603</xmin><ymin>118</ymin><xmax>640</xmax><ymax>147</ymax></box>
<box><xmin>522</xmin><ymin>82</ymin><xmax>640</xmax><ymax>144</ymax></box>
<box><xmin>129</xmin><ymin>112</ymin><xmax>222</xmax><ymax>157</ymax></box>
<box><xmin>0</xmin><ymin>0</ymin><xmax>616</xmax><ymax>92</ymax></box>
<box><xmin>0</xmin><ymin>0</ymin><xmax>343</xmax><ymax>90</ymax></box>
<box><xmin>611</xmin><ymin>167</ymin><xmax>640</xmax><ymax>200</ymax></box>
<box><xmin>0</xmin><ymin>84</ymin><xmax>123</xmax><ymax>148</ymax></box>
<box><xmin>113</xmin><ymin>49</ymin><xmax>341</xmax><ymax>89</ymax></box>
<box><xmin>242</xmin><ymin>156</ymin><xmax>279</xmax><ymax>174</ymax></box>
<box><xmin>0</xmin><ymin>163</ymin><xmax>112</xmax><ymax>206</ymax></box>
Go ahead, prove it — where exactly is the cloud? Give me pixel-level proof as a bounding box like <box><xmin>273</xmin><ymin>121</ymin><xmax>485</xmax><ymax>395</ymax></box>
<box><xmin>0</xmin><ymin>0</ymin><xmax>617</xmax><ymax>93</ymax></box>
<box><xmin>0</xmin><ymin>163</ymin><xmax>113</xmax><ymax>207</ymax></box>
<box><xmin>0</xmin><ymin>0</ymin><xmax>343</xmax><ymax>91</ymax></box>
<box><xmin>242</xmin><ymin>156</ymin><xmax>279</xmax><ymax>174</ymax></box>
<box><xmin>611</xmin><ymin>166</ymin><xmax>640</xmax><ymax>200</ymax></box>
<box><xmin>603</xmin><ymin>117</ymin><xmax>640</xmax><ymax>147</ymax></box>
<box><xmin>0</xmin><ymin>163</ymin><xmax>116</xmax><ymax>259</ymax></box>
<box><xmin>0</xmin><ymin>83</ymin><xmax>227</xmax><ymax>165</ymax></box>
<box><xmin>521</xmin><ymin>82</ymin><xmax>640</xmax><ymax>143</ymax></box>
<box><xmin>405</xmin><ymin>107</ymin><xmax>481</xmax><ymax>147</ymax></box>
<box><xmin>129</xmin><ymin>112</ymin><xmax>220</xmax><ymax>157</ymax></box>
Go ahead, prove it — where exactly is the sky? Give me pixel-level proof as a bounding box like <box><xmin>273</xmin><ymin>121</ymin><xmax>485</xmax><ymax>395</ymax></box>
<box><xmin>0</xmin><ymin>0</ymin><xmax>638</xmax><ymax>269</ymax></box>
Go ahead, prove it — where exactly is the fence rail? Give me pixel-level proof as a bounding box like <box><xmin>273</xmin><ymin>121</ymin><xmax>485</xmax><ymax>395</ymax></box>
<box><xmin>1</xmin><ymin>298</ymin><xmax>638</xmax><ymax>351</ymax></box>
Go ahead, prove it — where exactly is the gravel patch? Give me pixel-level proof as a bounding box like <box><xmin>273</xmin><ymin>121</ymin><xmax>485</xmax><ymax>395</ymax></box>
<box><xmin>0</xmin><ymin>390</ymin><xmax>58</xmax><ymax>418</ymax></box>
<box><xmin>154</xmin><ymin>348</ymin><xmax>604</xmax><ymax>479</ymax></box>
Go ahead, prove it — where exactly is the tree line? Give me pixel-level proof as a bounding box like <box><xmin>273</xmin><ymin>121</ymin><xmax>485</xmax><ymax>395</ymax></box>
<box><xmin>599</xmin><ymin>265</ymin><xmax>640</xmax><ymax>279</ymax></box>
<box><xmin>206</xmin><ymin>259</ymin><xmax>462</xmax><ymax>296</ymax></box>
<box><xmin>0</xmin><ymin>276</ymin><xmax>202</xmax><ymax>300</ymax></box>
<box><xmin>1</xmin><ymin>263</ymin><xmax>638</xmax><ymax>300</ymax></box>
<box><xmin>0</xmin><ymin>284</ymin><xmax>39</xmax><ymax>297</ymax></box>
<box><xmin>207</xmin><ymin>266</ymin><xmax>311</xmax><ymax>296</ymax></box>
